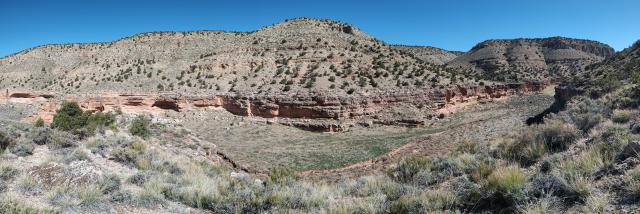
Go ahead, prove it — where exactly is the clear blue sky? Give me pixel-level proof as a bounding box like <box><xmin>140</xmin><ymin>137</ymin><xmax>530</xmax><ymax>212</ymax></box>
<box><xmin>1</xmin><ymin>0</ymin><xmax>639</xmax><ymax>57</ymax></box>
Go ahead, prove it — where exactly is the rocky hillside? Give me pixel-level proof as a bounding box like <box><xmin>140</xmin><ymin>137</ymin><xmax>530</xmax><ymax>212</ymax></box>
<box><xmin>585</xmin><ymin>40</ymin><xmax>640</xmax><ymax>83</ymax></box>
<box><xmin>0</xmin><ymin>18</ymin><xmax>468</xmax><ymax>96</ymax></box>
<box><xmin>559</xmin><ymin>39</ymin><xmax>640</xmax><ymax>99</ymax></box>
<box><xmin>391</xmin><ymin>45</ymin><xmax>461</xmax><ymax>65</ymax></box>
<box><xmin>447</xmin><ymin>37</ymin><xmax>615</xmax><ymax>82</ymax></box>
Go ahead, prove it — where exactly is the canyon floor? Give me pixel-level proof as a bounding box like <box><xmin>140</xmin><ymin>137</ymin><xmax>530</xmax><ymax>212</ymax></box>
<box><xmin>175</xmin><ymin>86</ymin><xmax>555</xmax><ymax>178</ymax></box>
<box><xmin>0</xmin><ymin>86</ymin><xmax>555</xmax><ymax>179</ymax></box>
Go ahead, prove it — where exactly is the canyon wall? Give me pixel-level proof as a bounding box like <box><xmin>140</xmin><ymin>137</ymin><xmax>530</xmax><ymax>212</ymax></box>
<box><xmin>1</xmin><ymin>81</ymin><xmax>550</xmax><ymax>132</ymax></box>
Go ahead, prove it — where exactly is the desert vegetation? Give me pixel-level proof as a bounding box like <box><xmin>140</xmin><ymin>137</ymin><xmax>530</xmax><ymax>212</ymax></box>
<box><xmin>0</xmin><ymin>16</ymin><xmax>638</xmax><ymax>214</ymax></box>
<box><xmin>1</xmin><ymin>79</ymin><xmax>639</xmax><ymax>213</ymax></box>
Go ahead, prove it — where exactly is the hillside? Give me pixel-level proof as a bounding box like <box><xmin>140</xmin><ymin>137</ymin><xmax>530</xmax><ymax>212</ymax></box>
<box><xmin>0</xmin><ymin>18</ymin><xmax>465</xmax><ymax>96</ymax></box>
<box><xmin>0</xmin><ymin>18</ymin><xmax>552</xmax><ymax>132</ymax></box>
<box><xmin>582</xmin><ymin>39</ymin><xmax>640</xmax><ymax>85</ymax></box>
<box><xmin>447</xmin><ymin>37</ymin><xmax>615</xmax><ymax>82</ymax></box>
<box><xmin>391</xmin><ymin>45</ymin><xmax>461</xmax><ymax>65</ymax></box>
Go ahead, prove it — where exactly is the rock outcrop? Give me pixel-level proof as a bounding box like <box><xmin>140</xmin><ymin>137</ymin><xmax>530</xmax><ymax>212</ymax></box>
<box><xmin>3</xmin><ymin>81</ymin><xmax>550</xmax><ymax>132</ymax></box>
<box><xmin>447</xmin><ymin>37</ymin><xmax>615</xmax><ymax>82</ymax></box>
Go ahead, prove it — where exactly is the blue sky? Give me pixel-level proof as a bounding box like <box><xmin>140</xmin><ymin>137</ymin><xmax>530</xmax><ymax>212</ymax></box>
<box><xmin>1</xmin><ymin>0</ymin><xmax>639</xmax><ymax>57</ymax></box>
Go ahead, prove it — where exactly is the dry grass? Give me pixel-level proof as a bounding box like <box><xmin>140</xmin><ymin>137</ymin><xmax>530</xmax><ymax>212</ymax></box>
<box><xmin>582</xmin><ymin>192</ymin><xmax>610</xmax><ymax>213</ymax></box>
<box><xmin>520</xmin><ymin>196</ymin><xmax>556</xmax><ymax>214</ymax></box>
<box><xmin>1</xmin><ymin>192</ymin><xmax>60</xmax><ymax>214</ymax></box>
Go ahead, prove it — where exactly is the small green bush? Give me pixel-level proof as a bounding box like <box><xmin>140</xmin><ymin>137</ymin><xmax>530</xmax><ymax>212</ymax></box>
<box><xmin>111</xmin><ymin>147</ymin><xmax>142</xmax><ymax>167</ymax></box>
<box><xmin>86</xmin><ymin>112</ymin><xmax>116</xmax><ymax>133</ymax></box>
<box><xmin>388</xmin><ymin>156</ymin><xmax>431</xmax><ymax>183</ymax></box>
<box><xmin>51</xmin><ymin>101</ymin><xmax>89</xmax><ymax>132</ymax></box>
<box><xmin>483</xmin><ymin>165</ymin><xmax>528</xmax><ymax>206</ymax></box>
<box><xmin>9</xmin><ymin>140</ymin><xmax>34</xmax><ymax>157</ymax></box>
<box><xmin>0</xmin><ymin>131</ymin><xmax>10</xmax><ymax>154</ymax></box>
<box><xmin>129</xmin><ymin>115</ymin><xmax>151</xmax><ymax>138</ymax></box>
<box><xmin>50</xmin><ymin>130</ymin><xmax>77</xmax><ymax>149</ymax></box>
<box><xmin>63</xmin><ymin>148</ymin><xmax>90</xmax><ymax>163</ymax></box>
<box><xmin>582</xmin><ymin>193</ymin><xmax>610</xmax><ymax>213</ymax></box>
<box><xmin>519</xmin><ymin>197</ymin><xmax>555</xmax><ymax>214</ymax></box>
<box><xmin>51</xmin><ymin>101</ymin><xmax>116</xmax><ymax>136</ymax></box>
<box><xmin>567</xmin><ymin>98</ymin><xmax>609</xmax><ymax>133</ymax></box>
<box><xmin>34</xmin><ymin>117</ymin><xmax>45</xmax><ymax>127</ymax></box>
<box><xmin>503</xmin><ymin>118</ymin><xmax>580</xmax><ymax>166</ymax></box>
<box><xmin>537</xmin><ymin>119</ymin><xmax>581</xmax><ymax>152</ymax></box>
<box><xmin>0</xmin><ymin>163</ymin><xmax>19</xmax><ymax>181</ymax></box>
<box><xmin>30</xmin><ymin>127</ymin><xmax>52</xmax><ymax>145</ymax></box>
<box><xmin>268</xmin><ymin>166</ymin><xmax>298</xmax><ymax>185</ymax></box>
<box><xmin>612</xmin><ymin>110</ymin><xmax>633</xmax><ymax>124</ymax></box>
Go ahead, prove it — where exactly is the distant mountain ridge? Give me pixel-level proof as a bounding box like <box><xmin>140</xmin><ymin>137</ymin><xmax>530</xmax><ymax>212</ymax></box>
<box><xmin>447</xmin><ymin>37</ymin><xmax>615</xmax><ymax>82</ymax></box>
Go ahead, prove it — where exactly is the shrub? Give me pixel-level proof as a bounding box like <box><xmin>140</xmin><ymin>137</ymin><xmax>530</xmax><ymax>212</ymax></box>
<box><xmin>451</xmin><ymin>176</ymin><xmax>482</xmax><ymax>207</ymax></box>
<box><xmin>30</xmin><ymin>127</ymin><xmax>52</xmax><ymax>145</ymax></box>
<box><xmin>128</xmin><ymin>172</ymin><xmax>150</xmax><ymax>186</ymax></box>
<box><xmin>129</xmin><ymin>115</ymin><xmax>151</xmax><ymax>139</ymax></box>
<box><xmin>98</xmin><ymin>174</ymin><xmax>121</xmax><ymax>194</ymax></box>
<box><xmin>0</xmin><ymin>163</ymin><xmax>19</xmax><ymax>181</ymax></box>
<box><xmin>0</xmin><ymin>194</ymin><xmax>60</xmax><ymax>214</ymax></box>
<box><xmin>390</xmin><ymin>189</ymin><xmax>457</xmax><ymax>213</ymax></box>
<box><xmin>34</xmin><ymin>117</ymin><xmax>45</xmax><ymax>127</ymax></box>
<box><xmin>268</xmin><ymin>166</ymin><xmax>298</xmax><ymax>185</ymax></box>
<box><xmin>582</xmin><ymin>192</ymin><xmax>610</xmax><ymax>213</ymax></box>
<box><xmin>537</xmin><ymin>119</ymin><xmax>581</xmax><ymax>152</ymax></box>
<box><xmin>345</xmin><ymin>175</ymin><xmax>404</xmax><ymax>200</ymax></box>
<box><xmin>555</xmin><ymin>150</ymin><xmax>601</xmax><ymax>202</ymax></box>
<box><xmin>594</xmin><ymin>125</ymin><xmax>628</xmax><ymax>163</ymax></box>
<box><xmin>328</xmin><ymin>194</ymin><xmax>387</xmax><ymax>214</ymax></box>
<box><xmin>0</xmin><ymin>130</ymin><xmax>10</xmax><ymax>154</ymax></box>
<box><xmin>483</xmin><ymin>165</ymin><xmax>528</xmax><ymax>207</ymax></box>
<box><xmin>63</xmin><ymin>148</ymin><xmax>90</xmax><ymax>163</ymax></box>
<box><xmin>86</xmin><ymin>112</ymin><xmax>116</xmax><ymax>134</ymax></box>
<box><xmin>51</xmin><ymin>101</ymin><xmax>89</xmax><ymax>132</ymax></box>
<box><xmin>50</xmin><ymin>130</ymin><xmax>77</xmax><ymax>149</ymax></box>
<box><xmin>9</xmin><ymin>140</ymin><xmax>34</xmax><ymax>157</ymax></box>
<box><xmin>626</xmin><ymin>166</ymin><xmax>640</xmax><ymax>197</ymax></box>
<box><xmin>519</xmin><ymin>196</ymin><xmax>556</xmax><ymax>214</ymax></box>
<box><xmin>567</xmin><ymin>98</ymin><xmax>609</xmax><ymax>133</ymax></box>
<box><xmin>17</xmin><ymin>174</ymin><xmax>41</xmax><ymax>194</ymax></box>
<box><xmin>388</xmin><ymin>156</ymin><xmax>431</xmax><ymax>183</ymax></box>
<box><xmin>49</xmin><ymin>184</ymin><xmax>106</xmax><ymax>207</ymax></box>
<box><xmin>111</xmin><ymin>147</ymin><xmax>142</xmax><ymax>167</ymax></box>
<box><xmin>503</xmin><ymin>118</ymin><xmax>580</xmax><ymax>166</ymax></box>
<box><xmin>612</xmin><ymin>110</ymin><xmax>633</xmax><ymax>123</ymax></box>
<box><xmin>50</xmin><ymin>101</ymin><xmax>116</xmax><ymax>136</ymax></box>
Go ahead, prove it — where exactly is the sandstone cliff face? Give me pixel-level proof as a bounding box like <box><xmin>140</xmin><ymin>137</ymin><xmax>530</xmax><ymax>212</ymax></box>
<box><xmin>447</xmin><ymin>37</ymin><xmax>615</xmax><ymax>82</ymax></box>
<box><xmin>2</xmin><ymin>81</ymin><xmax>550</xmax><ymax>132</ymax></box>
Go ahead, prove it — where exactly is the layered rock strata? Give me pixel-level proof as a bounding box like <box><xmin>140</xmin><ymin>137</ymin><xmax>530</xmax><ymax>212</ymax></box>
<box><xmin>2</xmin><ymin>82</ymin><xmax>550</xmax><ymax>132</ymax></box>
